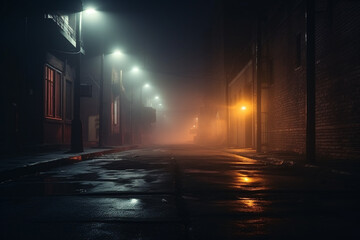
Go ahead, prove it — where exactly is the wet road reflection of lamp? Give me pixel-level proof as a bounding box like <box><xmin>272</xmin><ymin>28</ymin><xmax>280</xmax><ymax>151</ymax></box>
<box><xmin>243</xmin><ymin>176</ymin><xmax>250</xmax><ymax>183</ymax></box>
<box><xmin>130</xmin><ymin>198</ymin><xmax>139</xmax><ymax>204</ymax></box>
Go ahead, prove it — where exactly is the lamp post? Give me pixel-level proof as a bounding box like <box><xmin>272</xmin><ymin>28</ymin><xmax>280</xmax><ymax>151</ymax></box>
<box><xmin>151</xmin><ymin>95</ymin><xmax>160</xmax><ymax>108</ymax></box>
<box><xmin>99</xmin><ymin>52</ymin><xmax>104</xmax><ymax>147</ymax></box>
<box><xmin>70</xmin><ymin>6</ymin><xmax>99</xmax><ymax>152</ymax></box>
<box><xmin>237</xmin><ymin>105</ymin><xmax>247</xmax><ymax>148</ymax></box>
<box><xmin>129</xmin><ymin>66</ymin><xmax>140</xmax><ymax>144</ymax></box>
<box><xmin>140</xmin><ymin>83</ymin><xmax>150</xmax><ymax>106</ymax></box>
<box><xmin>99</xmin><ymin>50</ymin><xmax>123</xmax><ymax>147</ymax></box>
<box><xmin>71</xmin><ymin>10</ymin><xmax>83</xmax><ymax>152</ymax></box>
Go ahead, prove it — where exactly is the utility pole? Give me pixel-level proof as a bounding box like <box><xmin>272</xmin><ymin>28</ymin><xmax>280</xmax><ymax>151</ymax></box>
<box><xmin>70</xmin><ymin>11</ymin><xmax>83</xmax><ymax>152</ymax></box>
<box><xmin>98</xmin><ymin>53</ymin><xmax>104</xmax><ymax>147</ymax></box>
<box><xmin>306</xmin><ymin>0</ymin><xmax>316</xmax><ymax>163</ymax></box>
<box><xmin>130</xmin><ymin>82</ymin><xmax>134</xmax><ymax>144</ymax></box>
<box><xmin>119</xmin><ymin>69</ymin><xmax>123</xmax><ymax>145</ymax></box>
<box><xmin>256</xmin><ymin>15</ymin><xmax>262</xmax><ymax>153</ymax></box>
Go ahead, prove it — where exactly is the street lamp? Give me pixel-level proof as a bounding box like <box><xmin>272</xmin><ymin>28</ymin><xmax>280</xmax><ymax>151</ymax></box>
<box><xmin>140</xmin><ymin>83</ymin><xmax>151</xmax><ymax>106</ymax></box>
<box><xmin>71</xmin><ymin>8</ymin><xmax>85</xmax><ymax>152</ymax></box>
<box><xmin>131</xmin><ymin>66</ymin><xmax>139</xmax><ymax>73</ymax></box>
<box><xmin>236</xmin><ymin>104</ymin><xmax>248</xmax><ymax>147</ymax></box>
<box><xmin>149</xmin><ymin>95</ymin><xmax>160</xmax><ymax>107</ymax></box>
<box><xmin>128</xmin><ymin>66</ymin><xmax>141</xmax><ymax>144</ymax></box>
<box><xmin>99</xmin><ymin>50</ymin><xmax>123</xmax><ymax>147</ymax></box>
<box><xmin>113</xmin><ymin>49</ymin><xmax>123</xmax><ymax>56</ymax></box>
<box><xmin>84</xmin><ymin>7</ymin><xmax>96</xmax><ymax>15</ymax></box>
<box><xmin>71</xmin><ymin>6</ymin><xmax>102</xmax><ymax>152</ymax></box>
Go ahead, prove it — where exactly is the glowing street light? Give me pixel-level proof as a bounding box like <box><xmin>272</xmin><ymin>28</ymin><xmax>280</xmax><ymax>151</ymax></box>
<box><xmin>241</xmin><ymin>106</ymin><xmax>247</xmax><ymax>111</ymax></box>
<box><xmin>155</xmin><ymin>96</ymin><xmax>159</xmax><ymax>100</ymax></box>
<box><xmin>84</xmin><ymin>7</ymin><xmax>97</xmax><ymax>15</ymax></box>
<box><xmin>128</xmin><ymin>65</ymin><xmax>142</xmax><ymax>144</ymax></box>
<box><xmin>131</xmin><ymin>66</ymin><xmax>139</xmax><ymax>73</ymax></box>
<box><xmin>140</xmin><ymin>83</ymin><xmax>151</xmax><ymax>106</ymax></box>
<box><xmin>113</xmin><ymin>49</ymin><xmax>123</xmax><ymax>57</ymax></box>
<box><xmin>99</xmin><ymin>49</ymin><xmax>125</xmax><ymax>147</ymax></box>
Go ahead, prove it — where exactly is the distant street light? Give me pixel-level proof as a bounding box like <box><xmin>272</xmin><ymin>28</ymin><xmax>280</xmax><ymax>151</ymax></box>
<box><xmin>113</xmin><ymin>49</ymin><xmax>123</xmax><ymax>56</ymax></box>
<box><xmin>140</xmin><ymin>83</ymin><xmax>151</xmax><ymax>106</ymax></box>
<box><xmin>99</xmin><ymin>50</ymin><xmax>124</xmax><ymax>147</ymax></box>
<box><xmin>236</xmin><ymin>104</ymin><xmax>248</xmax><ymax>147</ymax></box>
<box><xmin>128</xmin><ymin>66</ymin><xmax>142</xmax><ymax>144</ymax></box>
<box><xmin>131</xmin><ymin>66</ymin><xmax>139</xmax><ymax>73</ymax></box>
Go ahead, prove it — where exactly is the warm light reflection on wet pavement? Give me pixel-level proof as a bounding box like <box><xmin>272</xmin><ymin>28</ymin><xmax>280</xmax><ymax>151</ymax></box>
<box><xmin>1</xmin><ymin>145</ymin><xmax>359</xmax><ymax>239</ymax></box>
<box><xmin>232</xmin><ymin>172</ymin><xmax>268</xmax><ymax>191</ymax></box>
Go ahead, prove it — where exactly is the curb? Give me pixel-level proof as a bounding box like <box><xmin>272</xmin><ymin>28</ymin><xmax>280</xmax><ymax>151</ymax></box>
<box><xmin>0</xmin><ymin>145</ymin><xmax>138</xmax><ymax>183</ymax></box>
<box><xmin>228</xmin><ymin>149</ymin><xmax>359</xmax><ymax>177</ymax></box>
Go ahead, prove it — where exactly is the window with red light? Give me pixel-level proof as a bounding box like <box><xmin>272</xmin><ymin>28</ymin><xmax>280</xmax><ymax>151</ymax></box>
<box><xmin>45</xmin><ymin>65</ymin><xmax>62</xmax><ymax>119</ymax></box>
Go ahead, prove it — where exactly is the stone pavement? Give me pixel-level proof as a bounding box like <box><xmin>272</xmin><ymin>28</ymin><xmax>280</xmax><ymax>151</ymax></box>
<box><xmin>0</xmin><ymin>145</ymin><xmax>360</xmax><ymax>240</ymax></box>
<box><xmin>0</xmin><ymin>145</ymin><xmax>360</xmax><ymax>239</ymax></box>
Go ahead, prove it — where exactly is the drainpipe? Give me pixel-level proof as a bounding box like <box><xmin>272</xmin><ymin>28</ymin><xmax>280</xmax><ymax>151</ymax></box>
<box><xmin>306</xmin><ymin>0</ymin><xmax>316</xmax><ymax>163</ymax></box>
<box><xmin>256</xmin><ymin>16</ymin><xmax>262</xmax><ymax>153</ymax></box>
<box><xmin>98</xmin><ymin>53</ymin><xmax>104</xmax><ymax>147</ymax></box>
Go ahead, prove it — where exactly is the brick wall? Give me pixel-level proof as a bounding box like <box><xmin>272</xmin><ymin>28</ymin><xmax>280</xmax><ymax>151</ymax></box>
<box><xmin>315</xmin><ymin>0</ymin><xmax>360</xmax><ymax>160</ymax></box>
<box><xmin>263</xmin><ymin>0</ymin><xmax>360</xmax><ymax>160</ymax></box>
<box><xmin>266</xmin><ymin>1</ymin><xmax>307</xmax><ymax>154</ymax></box>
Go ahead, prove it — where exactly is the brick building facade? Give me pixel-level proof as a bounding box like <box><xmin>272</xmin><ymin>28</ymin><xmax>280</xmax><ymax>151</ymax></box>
<box><xmin>224</xmin><ymin>0</ymin><xmax>360</xmax><ymax>160</ymax></box>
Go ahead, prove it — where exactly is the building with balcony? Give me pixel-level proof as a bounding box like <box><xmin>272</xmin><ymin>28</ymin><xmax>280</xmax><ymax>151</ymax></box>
<box><xmin>1</xmin><ymin>0</ymin><xmax>82</xmax><ymax>153</ymax></box>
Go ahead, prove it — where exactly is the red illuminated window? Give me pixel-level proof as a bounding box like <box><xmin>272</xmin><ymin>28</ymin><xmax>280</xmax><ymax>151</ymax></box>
<box><xmin>45</xmin><ymin>65</ymin><xmax>62</xmax><ymax>119</ymax></box>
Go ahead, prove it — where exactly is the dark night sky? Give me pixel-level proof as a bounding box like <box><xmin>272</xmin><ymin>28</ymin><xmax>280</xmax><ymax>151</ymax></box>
<box><xmin>83</xmin><ymin>0</ymin><xmax>214</xmax><ymax>79</ymax></box>
<box><xmin>81</xmin><ymin>0</ymin><xmax>217</xmax><ymax>116</ymax></box>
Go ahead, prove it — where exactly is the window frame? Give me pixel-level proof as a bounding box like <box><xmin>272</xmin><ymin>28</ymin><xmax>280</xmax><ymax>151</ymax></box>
<box><xmin>44</xmin><ymin>65</ymin><xmax>63</xmax><ymax>120</ymax></box>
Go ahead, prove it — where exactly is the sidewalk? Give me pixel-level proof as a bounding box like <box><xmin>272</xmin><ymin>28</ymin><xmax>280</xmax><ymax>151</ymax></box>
<box><xmin>227</xmin><ymin>148</ymin><xmax>360</xmax><ymax>176</ymax></box>
<box><xmin>0</xmin><ymin>145</ymin><xmax>137</xmax><ymax>182</ymax></box>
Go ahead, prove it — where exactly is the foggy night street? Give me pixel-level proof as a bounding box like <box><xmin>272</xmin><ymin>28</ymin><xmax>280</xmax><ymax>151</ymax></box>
<box><xmin>1</xmin><ymin>145</ymin><xmax>360</xmax><ymax>239</ymax></box>
<box><xmin>2</xmin><ymin>0</ymin><xmax>360</xmax><ymax>239</ymax></box>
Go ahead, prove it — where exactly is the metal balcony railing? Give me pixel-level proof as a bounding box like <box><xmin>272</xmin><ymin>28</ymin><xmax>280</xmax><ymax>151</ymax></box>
<box><xmin>45</xmin><ymin>14</ymin><xmax>76</xmax><ymax>43</ymax></box>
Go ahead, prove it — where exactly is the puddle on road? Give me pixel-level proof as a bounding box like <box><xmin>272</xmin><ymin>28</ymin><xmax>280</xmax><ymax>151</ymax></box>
<box><xmin>232</xmin><ymin>172</ymin><xmax>268</xmax><ymax>191</ymax></box>
<box><xmin>184</xmin><ymin>169</ymin><xmax>219</xmax><ymax>174</ymax></box>
<box><xmin>235</xmin><ymin>197</ymin><xmax>270</xmax><ymax>213</ymax></box>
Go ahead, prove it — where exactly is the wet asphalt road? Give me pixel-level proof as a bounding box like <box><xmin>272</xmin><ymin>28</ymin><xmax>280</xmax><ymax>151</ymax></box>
<box><xmin>1</xmin><ymin>145</ymin><xmax>359</xmax><ymax>239</ymax></box>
